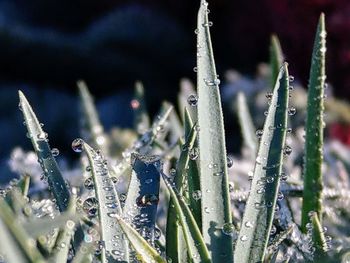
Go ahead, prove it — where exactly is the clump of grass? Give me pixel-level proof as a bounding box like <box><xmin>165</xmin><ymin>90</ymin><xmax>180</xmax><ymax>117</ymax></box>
<box><xmin>0</xmin><ymin>2</ymin><xmax>348</xmax><ymax>263</ymax></box>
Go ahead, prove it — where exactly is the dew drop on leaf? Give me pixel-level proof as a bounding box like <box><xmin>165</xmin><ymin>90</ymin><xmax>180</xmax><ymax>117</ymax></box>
<box><xmin>72</xmin><ymin>138</ymin><xmax>84</xmax><ymax>153</ymax></box>
<box><xmin>187</xmin><ymin>94</ymin><xmax>198</xmax><ymax>107</ymax></box>
<box><xmin>51</xmin><ymin>148</ymin><xmax>59</xmax><ymax>157</ymax></box>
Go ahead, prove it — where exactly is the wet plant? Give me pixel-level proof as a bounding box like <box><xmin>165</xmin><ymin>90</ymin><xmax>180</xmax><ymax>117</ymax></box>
<box><xmin>0</xmin><ymin>2</ymin><xmax>349</xmax><ymax>263</ymax></box>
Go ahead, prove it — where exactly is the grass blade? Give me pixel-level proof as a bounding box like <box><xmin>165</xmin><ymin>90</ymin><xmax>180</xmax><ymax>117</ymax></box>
<box><xmin>196</xmin><ymin>1</ymin><xmax>233</xmax><ymax>261</ymax></box>
<box><xmin>123</xmin><ymin>153</ymin><xmax>161</xmax><ymax>246</ymax></box>
<box><xmin>0</xmin><ymin>199</ymin><xmax>45</xmax><ymax>262</ymax></box>
<box><xmin>166</xmin><ymin>117</ymin><xmax>198</xmax><ymax>263</ymax></box>
<box><xmin>77</xmin><ymin>80</ymin><xmax>109</xmax><ymax>152</ymax></box>
<box><xmin>178</xmin><ymin>78</ymin><xmax>197</xmax><ymax>122</ymax></box>
<box><xmin>234</xmin><ymin>63</ymin><xmax>290</xmax><ymax>263</ymax></box>
<box><xmin>301</xmin><ymin>13</ymin><xmax>326</xmax><ymax>231</ymax></box>
<box><xmin>18</xmin><ymin>91</ymin><xmax>70</xmax><ymax>212</ymax></box>
<box><xmin>236</xmin><ymin>92</ymin><xmax>258</xmax><ymax>156</ymax></box>
<box><xmin>309</xmin><ymin>212</ymin><xmax>328</xmax><ymax>262</ymax></box>
<box><xmin>270</xmin><ymin>34</ymin><xmax>284</xmax><ymax>89</ymax></box>
<box><xmin>50</xmin><ymin>193</ymin><xmax>78</xmax><ymax>263</ymax></box>
<box><xmin>83</xmin><ymin>142</ymin><xmax>129</xmax><ymax>262</ymax></box>
<box><xmin>116</xmin><ymin>216</ymin><xmax>166</xmax><ymax>263</ymax></box>
<box><xmin>133</xmin><ymin>81</ymin><xmax>150</xmax><ymax>134</ymax></box>
<box><xmin>162</xmin><ymin>174</ymin><xmax>211</xmax><ymax>263</ymax></box>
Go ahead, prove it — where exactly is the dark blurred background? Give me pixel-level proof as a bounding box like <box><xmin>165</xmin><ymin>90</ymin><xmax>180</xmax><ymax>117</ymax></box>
<box><xmin>0</xmin><ymin>0</ymin><xmax>349</xmax><ymax>159</ymax></box>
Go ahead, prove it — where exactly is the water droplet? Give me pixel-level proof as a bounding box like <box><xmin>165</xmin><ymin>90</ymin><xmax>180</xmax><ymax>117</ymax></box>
<box><xmin>51</xmin><ymin>148</ymin><xmax>59</xmax><ymax>157</ymax></box>
<box><xmin>170</xmin><ymin>168</ymin><xmax>176</xmax><ymax>176</ymax></box>
<box><xmin>265</xmin><ymin>92</ymin><xmax>273</xmax><ymax>100</ymax></box>
<box><xmin>228</xmin><ymin>182</ymin><xmax>234</xmax><ymax>192</ymax></box>
<box><xmin>240</xmin><ymin>235</ymin><xmax>248</xmax><ymax>242</ymax></box>
<box><xmin>37</xmin><ymin>132</ymin><xmax>48</xmax><ymax>140</ymax></box>
<box><xmin>283</xmin><ymin>145</ymin><xmax>292</xmax><ymax>156</ymax></box>
<box><xmin>119</xmin><ymin>193</ymin><xmax>127</xmax><ymax>202</ymax></box>
<box><xmin>145</xmin><ymin>179</ymin><xmax>153</xmax><ymax>184</ymax></box>
<box><xmin>192</xmin><ymin>190</ymin><xmax>202</xmax><ymax>201</ymax></box>
<box><xmin>266</xmin><ymin>177</ymin><xmax>274</xmax><ymax>183</ymax></box>
<box><xmin>270</xmin><ymin>225</ymin><xmax>277</xmax><ymax>235</ymax></box>
<box><xmin>289</xmin><ymin>76</ymin><xmax>295</xmax><ymax>82</ymax></box>
<box><xmin>189</xmin><ymin>147</ymin><xmax>199</xmax><ymax>160</ymax></box>
<box><xmin>84</xmin><ymin>177</ymin><xmax>94</xmax><ymax>190</ymax></box>
<box><xmin>277</xmin><ymin>191</ymin><xmax>284</xmax><ymax>201</ymax></box>
<box><xmin>256</xmin><ymin>129</ymin><xmax>263</xmax><ymax>138</ymax></box>
<box><xmin>193</xmin><ymin>67</ymin><xmax>198</xmax><ymax>72</ymax></box>
<box><xmin>288</xmin><ymin>107</ymin><xmax>296</xmax><ymax>116</ymax></box>
<box><xmin>204</xmin><ymin>207</ymin><xmax>210</xmax><ymax>213</ymax></box>
<box><xmin>83</xmin><ymin>197</ymin><xmax>98</xmax><ymax>217</ymax></box>
<box><xmin>72</xmin><ymin>138</ymin><xmax>84</xmax><ymax>153</ymax></box>
<box><xmin>287</xmin><ymin>128</ymin><xmax>292</xmax><ymax>133</ymax></box>
<box><xmin>187</xmin><ymin>94</ymin><xmax>198</xmax><ymax>107</ymax></box>
<box><xmin>194</xmin><ymin>28</ymin><xmax>199</xmax><ymax>34</ymax></box>
<box><xmin>222</xmin><ymin>223</ymin><xmax>234</xmax><ymax>236</ymax></box>
<box><xmin>137</xmin><ymin>194</ymin><xmax>159</xmax><ymax>207</ymax></box>
<box><xmin>85</xmin><ymin>166</ymin><xmax>92</xmax><ymax>172</ymax></box>
<box><xmin>244</xmin><ymin>221</ymin><xmax>254</xmax><ymax>228</ymax></box>
<box><xmin>227</xmin><ymin>156</ymin><xmax>233</xmax><ymax>168</ymax></box>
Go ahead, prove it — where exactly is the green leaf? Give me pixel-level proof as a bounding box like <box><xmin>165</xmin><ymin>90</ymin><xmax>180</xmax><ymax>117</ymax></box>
<box><xmin>18</xmin><ymin>174</ymin><xmax>30</xmax><ymax>197</ymax></box>
<box><xmin>196</xmin><ymin>1</ymin><xmax>233</xmax><ymax>261</ymax></box>
<box><xmin>270</xmin><ymin>34</ymin><xmax>284</xmax><ymax>89</ymax></box>
<box><xmin>23</xmin><ymin>211</ymin><xmax>78</xmax><ymax>239</ymax></box>
<box><xmin>0</xmin><ymin>199</ymin><xmax>45</xmax><ymax>263</ymax></box>
<box><xmin>309</xmin><ymin>212</ymin><xmax>328</xmax><ymax>262</ymax></box>
<box><xmin>162</xmin><ymin>174</ymin><xmax>211</xmax><ymax>263</ymax></box>
<box><xmin>77</xmin><ymin>80</ymin><xmax>109</xmax><ymax>153</ymax></box>
<box><xmin>83</xmin><ymin>142</ymin><xmax>129</xmax><ymax>262</ymax></box>
<box><xmin>0</xmin><ymin>217</ymin><xmax>27</xmax><ymax>263</ymax></box>
<box><xmin>123</xmin><ymin>153</ymin><xmax>161</xmax><ymax>247</ymax></box>
<box><xmin>133</xmin><ymin>81</ymin><xmax>150</xmax><ymax>134</ymax></box>
<box><xmin>178</xmin><ymin>78</ymin><xmax>197</xmax><ymax>123</ymax></box>
<box><xmin>116</xmin><ymin>216</ymin><xmax>166</xmax><ymax>263</ymax></box>
<box><xmin>183</xmin><ymin>109</ymin><xmax>201</xmax><ymax>227</ymax></box>
<box><xmin>236</xmin><ymin>92</ymin><xmax>258</xmax><ymax>156</ymax></box>
<box><xmin>18</xmin><ymin>91</ymin><xmax>70</xmax><ymax>212</ymax></box>
<box><xmin>234</xmin><ymin>63</ymin><xmax>290</xmax><ymax>263</ymax></box>
<box><xmin>50</xmin><ymin>193</ymin><xmax>78</xmax><ymax>263</ymax></box>
<box><xmin>301</xmin><ymin>13</ymin><xmax>326</xmax><ymax>231</ymax></box>
<box><xmin>166</xmin><ymin>117</ymin><xmax>198</xmax><ymax>263</ymax></box>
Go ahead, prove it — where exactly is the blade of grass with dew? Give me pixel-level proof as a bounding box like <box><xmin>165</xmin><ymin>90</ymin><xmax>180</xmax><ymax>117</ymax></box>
<box><xmin>301</xmin><ymin>13</ymin><xmax>326</xmax><ymax>232</ymax></box>
<box><xmin>114</xmin><ymin>106</ymin><xmax>173</xmax><ymax>177</ymax></box>
<box><xmin>122</xmin><ymin>153</ymin><xmax>161</xmax><ymax>248</ymax></box>
<box><xmin>116</xmin><ymin>216</ymin><xmax>166</xmax><ymax>263</ymax></box>
<box><xmin>236</xmin><ymin>92</ymin><xmax>258</xmax><ymax>156</ymax></box>
<box><xmin>17</xmin><ymin>174</ymin><xmax>30</xmax><ymax>197</ymax></box>
<box><xmin>234</xmin><ymin>63</ymin><xmax>290</xmax><ymax>263</ymax></box>
<box><xmin>0</xmin><ymin>217</ymin><xmax>27</xmax><ymax>263</ymax></box>
<box><xmin>0</xmin><ymin>199</ymin><xmax>45</xmax><ymax>262</ymax></box>
<box><xmin>77</xmin><ymin>80</ymin><xmax>109</xmax><ymax>153</ymax></box>
<box><xmin>309</xmin><ymin>212</ymin><xmax>329</xmax><ymax>262</ymax></box>
<box><xmin>18</xmin><ymin>91</ymin><xmax>70</xmax><ymax>212</ymax></box>
<box><xmin>133</xmin><ymin>81</ymin><xmax>150</xmax><ymax>135</ymax></box>
<box><xmin>162</xmin><ymin>174</ymin><xmax>211</xmax><ymax>263</ymax></box>
<box><xmin>166</xmin><ymin>120</ymin><xmax>198</xmax><ymax>263</ymax></box>
<box><xmin>178</xmin><ymin>78</ymin><xmax>197</xmax><ymax>123</ymax></box>
<box><xmin>163</xmin><ymin>101</ymin><xmax>183</xmax><ymax>143</ymax></box>
<box><xmin>184</xmin><ymin>108</ymin><xmax>201</xmax><ymax>227</ymax></box>
<box><xmin>196</xmin><ymin>1</ymin><xmax>233</xmax><ymax>261</ymax></box>
<box><xmin>23</xmin><ymin>207</ymin><xmax>79</xmax><ymax>239</ymax></box>
<box><xmin>270</xmin><ymin>35</ymin><xmax>284</xmax><ymax>89</ymax></box>
<box><xmin>83</xmin><ymin>142</ymin><xmax>129</xmax><ymax>262</ymax></box>
<box><xmin>50</xmin><ymin>193</ymin><xmax>78</xmax><ymax>263</ymax></box>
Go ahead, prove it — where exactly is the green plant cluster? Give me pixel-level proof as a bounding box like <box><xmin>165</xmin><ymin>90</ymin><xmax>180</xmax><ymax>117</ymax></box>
<box><xmin>0</xmin><ymin>1</ymin><xmax>347</xmax><ymax>263</ymax></box>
